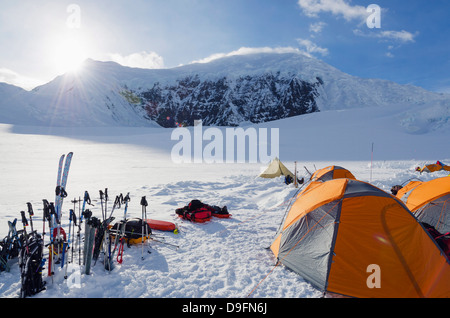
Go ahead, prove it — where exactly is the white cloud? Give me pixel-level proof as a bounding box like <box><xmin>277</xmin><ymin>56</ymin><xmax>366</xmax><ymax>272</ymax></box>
<box><xmin>191</xmin><ymin>47</ymin><xmax>305</xmax><ymax>64</ymax></box>
<box><xmin>0</xmin><ymin>68</ymin><xmax>43</xmax><ymax>90</ymax></box>
<box><xmin>378</xmin><ymin>30</ymin><xmax>417</xmax><ymax>43</ymax></box>
<box><xmin>353</xmin><ymin>29</ymin><xmax>418</xmax><ymax>43</ymax></box>
<box><xmin>107</xmin><ymin>51</ymin><xmax>164</xmax><ymax>69</ymax></box>
<box><xmin>309</xmin><ymin>21</ymin><xmax>327</xmax><ymax>34</ymax></box>
<box><xmin>298</xmin><ymin>0</ymin><xmax>367</xmax><ymax>22</ymax></box>
<box><xmin>297</xmin><ymin>38</ymin><xmax>329</xmax><ymax>56</ymax></box>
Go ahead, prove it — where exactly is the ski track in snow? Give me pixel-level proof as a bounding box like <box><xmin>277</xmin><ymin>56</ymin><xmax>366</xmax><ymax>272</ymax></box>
<box><xmin>0</xmin><ymin>122</ymin><xmax>448</xmax><ymax>299</ymax></box>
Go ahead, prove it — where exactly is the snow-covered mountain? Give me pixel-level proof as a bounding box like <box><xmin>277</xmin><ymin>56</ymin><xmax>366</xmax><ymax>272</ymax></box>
<box><xmin>1</xmin><ymin>52</ymin><xmax>449</xmax><ymax>129</ymax></box>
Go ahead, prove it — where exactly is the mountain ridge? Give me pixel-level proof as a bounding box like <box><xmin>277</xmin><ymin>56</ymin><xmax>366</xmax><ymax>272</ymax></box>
<box><xmin>0</xmin><ymin>52</ymin><xmax>449</xmax><ymax>130</ymax></box>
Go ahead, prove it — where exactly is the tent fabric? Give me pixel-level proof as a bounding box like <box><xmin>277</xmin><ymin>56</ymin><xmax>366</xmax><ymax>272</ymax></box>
<box><xmin>259</xmin><ymin>157</ymin><xmax>294</xmax><ymax>179</ymax></box>
<box><xmin>396</xmin><ymin>180</ymin><xmax>423</xmax><ymax>201</ymax></box>
<box><xmin>417</xmin><ymin>161</ymin><xmax>450</xmax><ymax>174</ymax></box>
<box><xmin>310</xmin><ymin>165</ymin><xmax>356</xmax><ymax>182</ymax></box>
<box><xmin>271</xmin><ymin>178</ymin><xmax>450</xmax><ymax>298</ymax></box>
<box><xmin>397</xmin><ymin>177</ymin><xmax>450</xmax><ymax>234</ymax></box>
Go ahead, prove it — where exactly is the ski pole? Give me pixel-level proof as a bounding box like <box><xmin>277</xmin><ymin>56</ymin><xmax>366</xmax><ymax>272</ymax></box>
<box><xmin>42</xmin><ymin>200</ymin><xmax>51</xmax><ymax>248</ymax></box>
<box><xmin>26</xmin><ymin>202</ymin><xmax>34</xmax><ymax>233</ymax></box>
<box><xmin>104</xmin><ymin>188</ymin><xmax>108</xmax><ymax>220</ymax></box>
<box><xmin>112</xmin><ymin>193</ymin><xmax>129</xmax><ymax>258</ymax></box>
<box><xmin>140</xmin><ymin>196</ymin><xmax>150</xmax><ymax>260</ymax></box>
<box><xmin>20</xmin><ymin>211</ymin><xmax>29</xmax><ymax>253</ymax></box>
<box><xmin>99</xmin><ymin>190</ymin><xmax>104</xmax><ymax>220</ymax></box>
<box><xmin>149</xmin><ymin>237</ymin><xmax>180</xmax><ymax>250</ymax></box>
<box><xmin>64</xmin><ymin>209</ymin><xmax>74</xmax><ymax>279</ymax></box>
<box><xmin>74</xmin><ymin>201</ymin><xmax>79</xmax><ymax>265</ymax></box>
<box><xmin>47</xmin><ymin>202</ymin><xmax>56</xmax><ymax>280</ymax></box>
<box><xmin>108</xmin><ymin>194</ymin><xmax>123</xmax><ymax>220</ymax></box>
<box><xmin>72</xmin><ymin>209</ymin><xmax>78</xmax><ymax>262</ymax></box>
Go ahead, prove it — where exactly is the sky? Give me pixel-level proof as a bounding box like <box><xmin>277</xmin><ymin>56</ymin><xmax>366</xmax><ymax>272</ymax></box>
<box><xmin>0</xmin><ymin>0</ymin><xmax>449</xmax><ymax>93</ymax></box>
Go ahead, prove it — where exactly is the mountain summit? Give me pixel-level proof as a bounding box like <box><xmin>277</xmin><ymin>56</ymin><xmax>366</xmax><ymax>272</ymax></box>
<box><xmin>1</xmin><ymin>52</ymin><xmax>449</xmax><ymax>128</ymax></box>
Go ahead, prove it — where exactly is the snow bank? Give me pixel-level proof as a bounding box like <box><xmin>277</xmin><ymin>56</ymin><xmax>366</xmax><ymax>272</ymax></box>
<box><xmin>0</xmin><ymin>102</ymin><xmax>449</xmax><ymax>300</ymax></box>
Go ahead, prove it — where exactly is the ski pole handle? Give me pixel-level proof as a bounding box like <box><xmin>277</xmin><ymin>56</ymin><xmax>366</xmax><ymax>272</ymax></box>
<box><xmin>114</xmin><ymin>195</ymin><xmax>122</xmax><ymax>209</ymax></box>
<box><xmin>42</xmin><ymin>200</ymin><xmax>51</xmax><ymax>221</ymax></box>
<box><xmin>26</xmin><ymin>202</ymin><xmax>34</xmax><ymax>232</ymax></box>
<box><xmin>84</xmin><ymin>190</ymin><xmax>92</xmax><ymax>205</ymax></box>
<box><xmin>140</xmin><ymin>196</ymin><xmax>148</xmax><ymax>207</ymax></box>
<box><xmin>20</xmin><ymin>211</ymin><xmax>28</xmax><ymax>227</ymax></box>
<box><xmin>27</xmin><ymin>202</ymin><xmax>34</xmax><ymax>216</ymax></box>
<box><xmin>73</xmin><ymin>210</ymin><xmax>78</xmax><ymax>226</ymax></box>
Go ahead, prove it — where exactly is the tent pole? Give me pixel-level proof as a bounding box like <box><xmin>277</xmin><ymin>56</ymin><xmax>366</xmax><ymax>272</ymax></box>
<box><xmin>370</xmin><ymin>142</ymin><xmax>374</xmax><ymax>182</ymax></box>
<box><xmin>294</xmin><ymin>161</ymin><xmax>298</xmax><ymax>188</ymax></box>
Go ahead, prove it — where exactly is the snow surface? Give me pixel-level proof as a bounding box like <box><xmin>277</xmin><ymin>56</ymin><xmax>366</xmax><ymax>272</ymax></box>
<box><xmin>0</xmin><ymin>100</ymin><xmax>449</xmax><ymax>299</ymax></box>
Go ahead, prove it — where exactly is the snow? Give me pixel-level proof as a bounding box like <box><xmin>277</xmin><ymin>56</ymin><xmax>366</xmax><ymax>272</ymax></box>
<box><xmin>0</xmin><ymin>99</ymin><xmax>449</xmax><ymax>300</ymax></box>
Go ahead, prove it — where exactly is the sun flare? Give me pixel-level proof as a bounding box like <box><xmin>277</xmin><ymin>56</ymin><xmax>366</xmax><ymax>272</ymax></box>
<box><xmin>53</xmin><ymin>36</ymin><xmax>88</xmax><ymax>75</ymax></box>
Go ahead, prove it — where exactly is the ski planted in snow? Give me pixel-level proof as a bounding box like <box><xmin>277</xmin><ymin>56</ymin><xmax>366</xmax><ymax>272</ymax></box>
<box><xmin>49</xmin><ymin>152</ymin><xmax>73</xmax><ymax>277</ymax></box>
<box><xmin>84</xmin><ymin>215</ymin><xmax>99</xmax><ymax>275</ymax></box>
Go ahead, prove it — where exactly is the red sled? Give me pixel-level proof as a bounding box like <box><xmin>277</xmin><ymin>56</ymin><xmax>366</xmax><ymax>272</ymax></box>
<box><xmin>175</xmin><ymin>200</ymin><xmax>230</xmax><ymax>222</ymax></box>
<box><xmin>145</xmin><ymin>219</ymin><xmax>177</xmax><ymax>232</ymax></box>
<box><xmin>176</xmin><ymin>208</ymin><xmax>212</xmax><ymax>223</ymax></box>
<box><xmin>212</xmin><ymin>212</ymin><xmax>231</xmax><ymax>218</ymax></box>
<box><xmin>175</xmin><ymin>205</ymin><xmax>212</xmax><ymax>223</ymax></box>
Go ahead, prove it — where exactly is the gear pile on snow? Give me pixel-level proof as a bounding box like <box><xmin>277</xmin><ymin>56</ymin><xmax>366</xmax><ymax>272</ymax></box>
<box><xmin>175</xmin><ymin>199</ymin><xmax>230</xmax><ymax>223</ymax></box>
<box><xmin>0</xmin><ymin>152</ymin><xmax>184</xmax><ymax>298</ymax></box>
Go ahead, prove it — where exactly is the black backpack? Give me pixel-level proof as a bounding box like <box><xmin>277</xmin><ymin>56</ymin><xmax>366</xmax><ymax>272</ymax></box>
<box><xmin>19</xmin><ymin>232</ymin><xmax>46</xmax><ymax>298</ymax></box>
<box><xmin>111</xmin><ymin>218</ymin><xmax>152</xmax><ymax>246</ymax></box>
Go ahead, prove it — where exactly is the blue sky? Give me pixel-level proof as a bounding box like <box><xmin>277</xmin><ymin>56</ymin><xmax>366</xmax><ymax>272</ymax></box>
<box><xmin>1</xmin><ymin>0</ymin><xmax>449</xmax><ymax>93</ymax></box>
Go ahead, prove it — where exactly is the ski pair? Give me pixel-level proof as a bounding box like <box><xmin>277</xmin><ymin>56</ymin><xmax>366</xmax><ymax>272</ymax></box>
<box><xmin>48</xmin><ymin>152</ymin><xmax>73</xmax><ymax>279</ymax></box>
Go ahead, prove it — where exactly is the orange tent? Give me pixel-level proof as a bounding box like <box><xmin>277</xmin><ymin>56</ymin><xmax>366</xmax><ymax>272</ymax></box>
<box><xmin>416</xmin><ymin>161</ymin><xmax>450</xmax><ymax>174</ymax></box>
<box><xmin>310</xmin><ymin>165</ymin><xmax>356</xmax><ymax>182</ymax></box>
<box><xmin>397</xmin><ymin>177</ymin><xmax>450</xmax><ymax>234</ymax></box>
<box><xmin>271</xmin><ymin>178</ymin><xmax>450</xmax><ymax>298</ymax></box>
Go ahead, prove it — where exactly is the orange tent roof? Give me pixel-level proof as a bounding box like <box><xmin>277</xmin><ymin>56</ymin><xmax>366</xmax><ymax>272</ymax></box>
<box><xmin>310</xmin><ymin>165</ymin><xmax>356</xmax><ymax>182</ymax></box>
<box><xmin>397</xmin><ymin>177</ymin><xmax>450</xmax><ymax>212</ymax></box>
<box><xmin>271</xmin><ymin>178</ymin><xmax>450</xmax><ymax>298</ymax></box>
<box><xmin>397</xmin><ymin>177</ymin><xmax>450</xmax><ymax>233</ymax></box>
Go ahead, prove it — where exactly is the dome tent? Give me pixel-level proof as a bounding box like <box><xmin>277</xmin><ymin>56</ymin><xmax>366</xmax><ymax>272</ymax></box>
<box><xmin>397</xmin><ymin>176</ymin><xmax>450</xmax><ymax>234</ymax></box>
<box><xmin>271</xmin><ymin>178</ymin><xmax>450</xmax><ymax>298</ymax></box>
<box><xmin>309</xmin><ymin>165</ymin><xmax>356</xmax><ymax>182</ymax></box>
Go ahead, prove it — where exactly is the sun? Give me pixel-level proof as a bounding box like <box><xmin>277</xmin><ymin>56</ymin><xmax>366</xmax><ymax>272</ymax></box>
<box><xmin>53</xmin><ymin>36</ymin><xmax>88</xmax><ymax>75</ymax></box>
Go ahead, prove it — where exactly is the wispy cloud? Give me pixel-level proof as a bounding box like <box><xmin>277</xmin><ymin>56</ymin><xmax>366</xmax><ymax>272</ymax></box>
<box><xmin>298</xmin><ymin>0</ymin><xmax>367</xmax><ymax>22</ymax></box>
<box><xmin>0</xmin><ymin>68</ymin><xmax>42</xmax><ymax>90</ymax></box>
<box><xmin>296</xmin><ymin>38</ymin><xmax>329</xmax><ymax>56</ymax></box>
<box><xmin>190</xmin><ymin>47</ymin><xmax>305</xmax><ymax>64</ymax></box>
<box><xmin>107</xmin><ymin>51</ymin><xmax>164</xmax><ymax>69</ymax></box>
<box><xmin>353</xmin><ymin>29</ymin><xmax>418</xmax><ymax>43</ymax></box>
<box><xmin>309</xmin><ymin>21</ymin><xmax>327</xmax><ymax>34</ymax></box>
